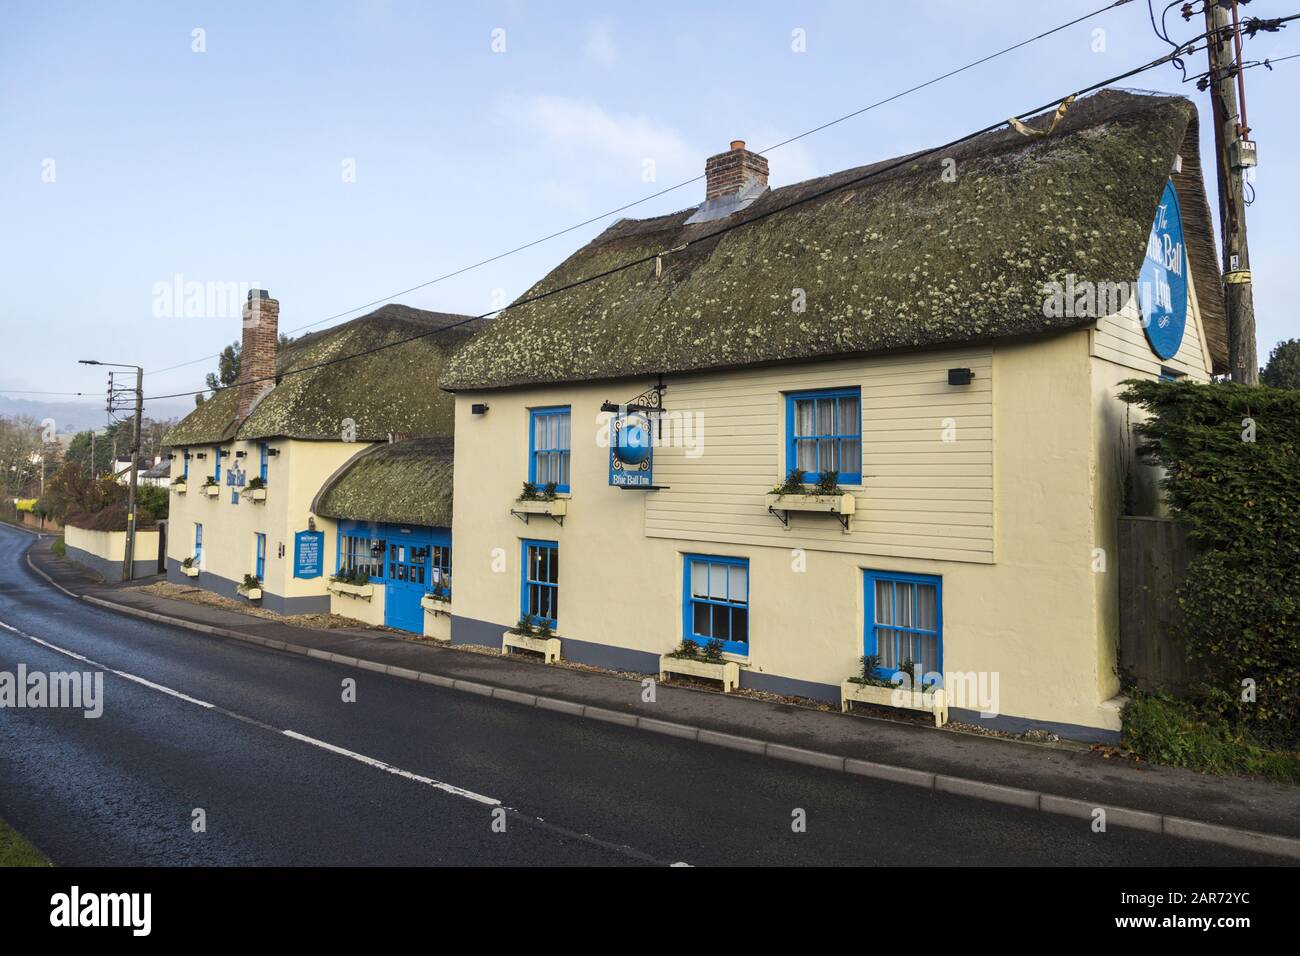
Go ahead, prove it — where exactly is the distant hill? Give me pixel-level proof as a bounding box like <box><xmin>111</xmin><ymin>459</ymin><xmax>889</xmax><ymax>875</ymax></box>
<box><xmin>0</xmin><ymin>395</ymin><xmax>193</xmax><ymax>435</ymax></box>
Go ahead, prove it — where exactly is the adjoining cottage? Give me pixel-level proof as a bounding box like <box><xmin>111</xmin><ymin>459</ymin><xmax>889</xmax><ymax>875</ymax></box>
<box><xmin>163</xmin><ymin>294</ymin><xmax>484</xmax><ymax>635</ymax></box>
<box><xmin>438</xmin><ymin>90</ymin><xmax>1225</xmax><ymax>742</ymax></box>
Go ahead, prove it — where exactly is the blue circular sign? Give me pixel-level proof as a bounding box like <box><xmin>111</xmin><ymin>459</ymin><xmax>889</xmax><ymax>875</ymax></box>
<box><xmin>1138</xmin><ymin>180</ymin><xmax>1188</xmax><ymax>360</ymax></box>
<box><xmin>615</xmin><ymin>419</ymin><xmax>652</xmax><ymax>465</ymax></box>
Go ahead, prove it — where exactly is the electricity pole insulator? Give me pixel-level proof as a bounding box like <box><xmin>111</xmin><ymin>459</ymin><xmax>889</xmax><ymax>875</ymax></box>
<box><xmin>1204</xmin><ymin>0</ymin><xmax>1259</xmax><ymax>384</ymax></box>
<box><xmin>122</xmin><ymin>366</ymin><xmax>144</xmax><ymax>582</ymax></box>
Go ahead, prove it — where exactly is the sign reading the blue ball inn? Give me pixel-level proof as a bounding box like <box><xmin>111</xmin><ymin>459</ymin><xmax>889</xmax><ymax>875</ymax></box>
<box><xmin>609</xmin><ymin>411</ymin><xmax>653</xmax><ymax>487</ymax></box>
<box><xmin>1138</xmin><ymin>180</ymin><xmax>1188</xmax><ymax>360</ymax></box>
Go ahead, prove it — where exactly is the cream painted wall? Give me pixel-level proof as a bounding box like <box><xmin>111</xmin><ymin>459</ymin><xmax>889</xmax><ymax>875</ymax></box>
<box><xmin>65</xmin><ymin>525</ymin><xmax>160</xmax><ymax>562</ymax></box>
<box><xmin>451</xmin><ymin>328</ymin><xmax>1127</xmax><ymax>733</ymax></box>
<box><xmin>167</xmin><ymin>439</ymin><xmax>367</xmax><ymax>602</ymax></box>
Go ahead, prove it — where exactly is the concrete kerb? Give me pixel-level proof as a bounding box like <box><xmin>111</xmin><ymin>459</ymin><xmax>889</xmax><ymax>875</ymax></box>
<box><xmin>22</xmin><ymin>547</ymin><xmax>1300</xmax><ymax>862</ymax></box>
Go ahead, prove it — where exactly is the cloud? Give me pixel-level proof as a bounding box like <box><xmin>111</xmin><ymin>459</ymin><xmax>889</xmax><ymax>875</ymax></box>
<box><xmin>582</xmin><ymin>23</ymin><xmax>617</xmax><ymax>67</ymax></box>
<box><xmin>499</xmin><ymin>94</ymin><xmax>694</xmax><ymax>174</ymax></box>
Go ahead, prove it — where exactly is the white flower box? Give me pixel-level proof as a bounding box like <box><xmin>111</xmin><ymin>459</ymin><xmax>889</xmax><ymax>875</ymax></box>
<box><xmin>238</xmin><ymin>587</ymin><xmax>263</xmax><ymax>601</ymax></box>
<box><xmin>421</xmin><ymin>592</ymin><xmax>451</xmax><ymax>615</ymax></box>
<box><xmin>764</xmin><ymin>492</ymin><xmax>856</xmax><ymax>515</ymax></box>
<box><xmin>659</xmin><ymin>655</ymin><xmax>741</xmax><ymax>693</ymax></box>
<box><xmin>182</xmin><ymin>565</ymin><xmax>199</xmax><ymax>578</ymax></box>
<box><xmin>245</xmin><ymin>487</ymin><xmax>267</xmax><ymax>501</ymax></box>
<box><xmin>172</xmin><ymin>481</ymin><xmax>187</xmax><ymax>494</ymax></box>
<box><xmin>501</xmin><ymin>630</ymin><xmax>561</xmax><ymax>664</ymax></box>
<box><xmin>328</xmin><ymin>581</ymin><xmax>374</xmax><ymax>599</ymax></box>
<box><xmin>204</xmin><ymin>484</ymin><xmax>220</xmax><ymax>497</ymax></box>
<box><xmin>840</xmin><ymin>680</ymin><xmax>948</xmax><ymax>728</ymax></box>
<box><xmin>512</xmin><ymin>498</ymin><xmax>567</xmax><ymax>517</ymax></box>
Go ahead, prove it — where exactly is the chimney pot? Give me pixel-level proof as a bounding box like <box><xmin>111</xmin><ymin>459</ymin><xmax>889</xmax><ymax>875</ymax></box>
<box><xmin>704</xmin><ymin>140</ymin><xmax>769</xmax><ymax>203</ymax></box>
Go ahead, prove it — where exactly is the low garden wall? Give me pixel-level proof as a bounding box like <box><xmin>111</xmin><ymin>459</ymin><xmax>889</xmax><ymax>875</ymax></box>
<box><xmin>64</xmin><ymin>524</ymin><xmax>160</xmax><ymax>581</ymax></box>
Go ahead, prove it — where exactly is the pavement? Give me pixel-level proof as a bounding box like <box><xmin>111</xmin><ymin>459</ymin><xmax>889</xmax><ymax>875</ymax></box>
<box><xmin>2</xmin><ymin>522</ymin><xmax>1297</xmax><ymax>864</ymax></box>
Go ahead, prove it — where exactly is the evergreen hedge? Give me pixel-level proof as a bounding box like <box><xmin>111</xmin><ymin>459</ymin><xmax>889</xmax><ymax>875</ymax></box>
<box><xmin>1120</xmin><ymin>380</ymin><xmax>1299</xmax><ymax>750</ymax></box>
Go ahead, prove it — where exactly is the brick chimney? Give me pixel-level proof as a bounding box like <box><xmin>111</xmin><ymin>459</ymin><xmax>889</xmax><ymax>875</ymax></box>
<box><xmin>238</xmin><ymin>289</ymin><xmax>279</xmax><ymax>420</ymax></box>
<box><xmin>704</xmin><ymin>139</ymin><xmax>768</xmax><ymax>202</ymax></box>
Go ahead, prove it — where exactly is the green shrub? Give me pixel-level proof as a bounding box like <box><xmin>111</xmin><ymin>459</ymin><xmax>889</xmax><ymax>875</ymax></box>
<box><xmin>51</xmin><ymin>537</ymin><xmax>65</xmax><ymax>557</ymax></box>
<box><xmin>1121</xmin><ymin>692</ymin><xmax>1299</xmax><ymax>783</ymax></box>
<box><xmin>1121</xmin><ymin>380</ymin><xmax>1300</xmax><ymax>749</ymax></box>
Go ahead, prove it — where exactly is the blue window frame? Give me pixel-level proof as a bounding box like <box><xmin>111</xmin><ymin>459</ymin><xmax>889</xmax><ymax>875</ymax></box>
<box><xmin>254</xmin><ymin>533</ymin><xmax>266</xmax><ymax>580</ymax></box>
<box><xmin>786</xmin><ymin>387</ymin><xmax>861</xmax><ymax>484</ymax></box>
<box><xmin>521</xmin><ymin>539</ymin><xmax>559</xmax><ymax>626</ymax></box>
<box><xmin>259</xmin><ymin>442</ymin><xmax>269</xmax><ymax>482</ymax></box>
<box><xmin>863</xmin><ymin>571</ymin><xmax>942</xmax><ymax>684</ymax></box>
<box><xmin>182</xmin><ymin>448</ymin><xmax>189</xmax><ymax>481</ymax></box>
<box><xmin>528</xmin><ymin>407</ymin><xmax>571</xmax><ymax>492</ymax></box>
<box><xmin>213</xmin><ymin>447</ymin><xmax>222</xmax><ymax>482</ymax></box>
<box><xmin>337</xmin><ymin>520</ymin><xmax>386</xmax><ymax>580</ymax></box>
<box><xmin>683</xmin><ymin>554</ymin><xmax>750</xmax><ymax>656</ymax></box>
<box><xmin>194</xmin><ymin>523</ymin><xmax>203</xmax><ymax>562</ymax></box>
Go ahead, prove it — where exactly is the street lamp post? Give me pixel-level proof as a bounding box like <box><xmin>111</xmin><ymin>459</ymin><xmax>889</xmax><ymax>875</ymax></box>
<box><xmin>80</xmin><ymin>359</ymin><xmax>144</xmax><ymax>582</ymax></box>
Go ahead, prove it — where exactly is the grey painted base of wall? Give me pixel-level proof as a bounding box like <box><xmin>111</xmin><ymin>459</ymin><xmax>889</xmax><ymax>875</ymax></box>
<box><xmin>450</xmin><ymin>612</ymin><xmax>1122</xmax><ymax>745</ymax></box>
<box><xmin>66</xmin><ymin>544</ymin><xmax>156</xmax><ymax>583</ymax></box>
<box><xmin>164</xmin><ymin>558</ymin><xmax>330</xmax><ymax>616</ymax></box>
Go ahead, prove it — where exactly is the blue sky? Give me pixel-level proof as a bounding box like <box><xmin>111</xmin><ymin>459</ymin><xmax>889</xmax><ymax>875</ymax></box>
<box><xmin>1</xmin><ymin>0</ymin><xmax>1296</xmax><ymax>417</ymax></box>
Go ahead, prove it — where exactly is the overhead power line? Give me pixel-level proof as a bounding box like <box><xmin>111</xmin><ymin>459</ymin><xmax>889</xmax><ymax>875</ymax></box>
<box><xmin>145</xmin><ymin>0</ymin><xmax>1137</xmax><ymax>382</ymax></box>
<box><xmin>144</xmin><ymin>35</ymin><xmax>1212</xmax><ymax>404</ymax></box>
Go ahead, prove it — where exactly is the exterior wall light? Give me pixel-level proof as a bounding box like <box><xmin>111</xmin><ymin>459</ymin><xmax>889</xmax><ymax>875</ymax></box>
<box><xmin>948</xmin><ymin>368</ymin><xmax>974</xmax><ymax>386</ymax></box>
<box><xmin>471</xmin><ymin>403</ymin><xmax>489</xmax><ymax>415</ymax></box>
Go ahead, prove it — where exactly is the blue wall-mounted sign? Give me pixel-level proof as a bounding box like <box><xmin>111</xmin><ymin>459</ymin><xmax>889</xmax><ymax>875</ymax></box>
<box><xmin>1138</xmin><ymin>180</ymin><xmax>1188</xmax><ymax>360</ymax></box>
<box><xmin>294</xmin><ymin>530</ymin><xmax>324</xmax><ymax>579</ymax></box>
<box><xmin>609</xmin><ymin>411</ymin><xmax>654</xmax><ymax>488</ymax></box>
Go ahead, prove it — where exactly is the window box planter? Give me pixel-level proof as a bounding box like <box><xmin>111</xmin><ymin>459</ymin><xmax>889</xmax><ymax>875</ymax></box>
<box><xmin>245</xmin><ymin>488</ymin><xmax>267</xmax><ymax>501</ymax></box>
<box><xmin>659</xmin><ymin>655</ymin><xmax>741</xmax><ymax>693</ymax></box>
<box><xmin>840</xmin><ymin>680</ymin><xmax>948</xmax><ymax>728</ymax></box>
<box><xmin>172</xmin><ymin>481</ymin><xmax>187</xmax><ymax>494</ymax></box>
<box><xmin>501</xmin><ymin>630</ymin><xmax>561</xmax><ymax>664</ymax></box>
<box><xmin>182</xmin><ymin>565</ymin><xmax>199</xmax><ymax>578</ymax></box>
<box><xmin>204</xmin><ymin>484</ymin><xmax>220</xmax><ymax>497</ymax></box>
<box><xmin>765</xmin><ymin>492</ymin><xmax>855</xmax><ymax>531</ymax></box>
<box><xmin>510</xmin><ymin>497</ymin><xmax>567</xmax><ymax>526</ymax></box>
<box><xmin>237</xmin><ymin>586</ymin><xmax>263</xmax><ymax>601</ymax></box>
<box><xmin>421</xmin><ymin>592</ymin><xmax>451</xmax><ymax>616</ymax></box>
<box><xmin>328</xmin><ymin>580</ymin><xmax>374</xmax><ymax>600</ymax></box>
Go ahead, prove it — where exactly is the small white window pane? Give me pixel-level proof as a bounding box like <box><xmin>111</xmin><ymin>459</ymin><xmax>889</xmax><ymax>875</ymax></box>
<box><xmin>897</xmin><ymin>583</ymin><xmax>915</xmax><ymax>628</ymax></box>
<box><xmin>877</xmin><ymin>627</ymin><xmax>900</xmax><ymax>668</ymax></box>
<box><xmin>796</xmin><ymin>439</ymin><xmax>817</xmax><ymax>471</ymax></box>
<box><xmin>838</xmin><ymin>396</ymin><xmax>861</xmax><ymax>435</ymax></box>
<box><xmin>874</xmin><ymin>580</ymin><xmax>894</xmax><ymax>625</ymax></box>
<box><xmin>727</xmin><ymin>565</ymin><xmax>747</xmax><ymax>603</ymax></box>
<box><xmin>708</xmin><ymin>563</ymin><xmax>727</xmax><ymax>600</ymax></box>
<box><xmin>839</xmin><ymin>438</ymin><xmax>860</xmax><ymax>475</ymax></box>
<box><xmin>559</xmin><ymin>413</ymin><xmax>570</xmax><ymax>449</ymax></box>
<box><xmin>917</xmin><ymin>584</ymin><xmax>938</xmax><ymax>631</ymax></box>
<box><xmin>691</xmin><ymin>561</ymin><xmax>708</xmax><ymax>598</ymax></box>
<box><xmin>818</xmin><ymin>437</ymin><xmax>837</xmax><ymax>473</ymax></box>
<box><xmin>794</xmin><ymin>399</ymin><xmax>814</xmax><ymax>437</ymax></box>
<box><xmin>816</xmin><ymin>398</ymin><xmax>835</xmax><ymax>435</ymax></box>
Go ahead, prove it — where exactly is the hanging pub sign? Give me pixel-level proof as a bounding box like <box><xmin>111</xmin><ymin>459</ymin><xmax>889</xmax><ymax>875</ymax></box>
<box><xmin>294</xmin><ymin>530</ymin><xmax>324</xmax><ymax>579</ymax></box>
<box><xmin>609</xmin><ymin>410</ymin><xmax>654</xmax><ymax>488</ymax></box>
<box><xmin>1138</xmin><ymin>179</ymin><xmax>1188</xmax><ymax>360</ymax></box>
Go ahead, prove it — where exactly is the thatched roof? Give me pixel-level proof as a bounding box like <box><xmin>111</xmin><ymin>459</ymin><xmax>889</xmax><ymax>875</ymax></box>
<box><xmin>441</xmin><ymin>90</ymin><xmax>1226</xmax><ymax>391</ymax></box>
<box><xmin>165</xmin><ymin>305</ymin><xmax>487</xmax><ymax>446</ymax></box>
<box><xmin>311</xmin><ymin>437</ymin><xmax>453</xmax><ymax>527</ymax></box>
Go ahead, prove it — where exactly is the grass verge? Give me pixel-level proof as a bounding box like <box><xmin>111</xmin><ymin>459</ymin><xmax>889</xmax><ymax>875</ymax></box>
<box><xmin>1122</xmin><ymin>692</ymin><xmax>1300</xmax><ymax>783</ymax></box>
<box><xmin>51</xmin><ymin>535</ymin><xmax>65</xmax><ymax>556</ymax></box>
<box><xmin>0</xmin><ymin>817</ymin><xmax>51</xmax><ymax>867</ymax></box>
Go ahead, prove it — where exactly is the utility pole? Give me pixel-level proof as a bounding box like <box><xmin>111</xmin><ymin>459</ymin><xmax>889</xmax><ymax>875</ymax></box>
<box><xmin>1203</xmin><ymin>0</ymin><xmax>1258</xmax><ymax>383</ymax></box>
<box><xmin>123</xmin><ymin>366</ymin><xmax>143</xmax><ymax>582</ymax></box>
<box><xmin>82</xmin><ymin>359</ymin><xmax>145</xmax><ymax>581</ymax></box>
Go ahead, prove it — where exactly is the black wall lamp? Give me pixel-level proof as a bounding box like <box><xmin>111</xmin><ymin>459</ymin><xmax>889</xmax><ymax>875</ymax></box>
<box><xmin>471</xmin><ymin>403</ymin><xmax>489</xmax><ymax>416</ymax></box>
<box><xmin>948</xmin><ymin>368</ymin><xmax>975</xmax><ymax>386</ymax></box>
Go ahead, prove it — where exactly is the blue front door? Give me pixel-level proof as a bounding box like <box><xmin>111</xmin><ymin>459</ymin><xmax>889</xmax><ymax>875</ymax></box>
<box><xmin>383</xmin><ymin>535</ymin><xmax>428</xmax><ymax>633</ymax></box>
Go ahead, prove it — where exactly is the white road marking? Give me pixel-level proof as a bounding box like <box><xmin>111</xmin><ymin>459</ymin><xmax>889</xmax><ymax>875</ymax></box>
<box><xmin>284</xmin><ymin>730</ymin><xmax>500</xmax><ymax>806</ymax></box>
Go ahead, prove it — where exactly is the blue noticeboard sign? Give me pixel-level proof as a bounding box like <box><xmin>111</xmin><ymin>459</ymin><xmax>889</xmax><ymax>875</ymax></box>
<box><xmin>1138</xmin><ymin>180</ymin><xmax>1188</xmax><ymax>360</ymax></box>
<box><xmin>294</xmin><ymin>530</ymin><xmax>324</xmax><ymax>579</ymax></box>
<box><xmin>609</xmin><ymin>411</ymin><xmax>653</xmax><ymax>488</ymax></box>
